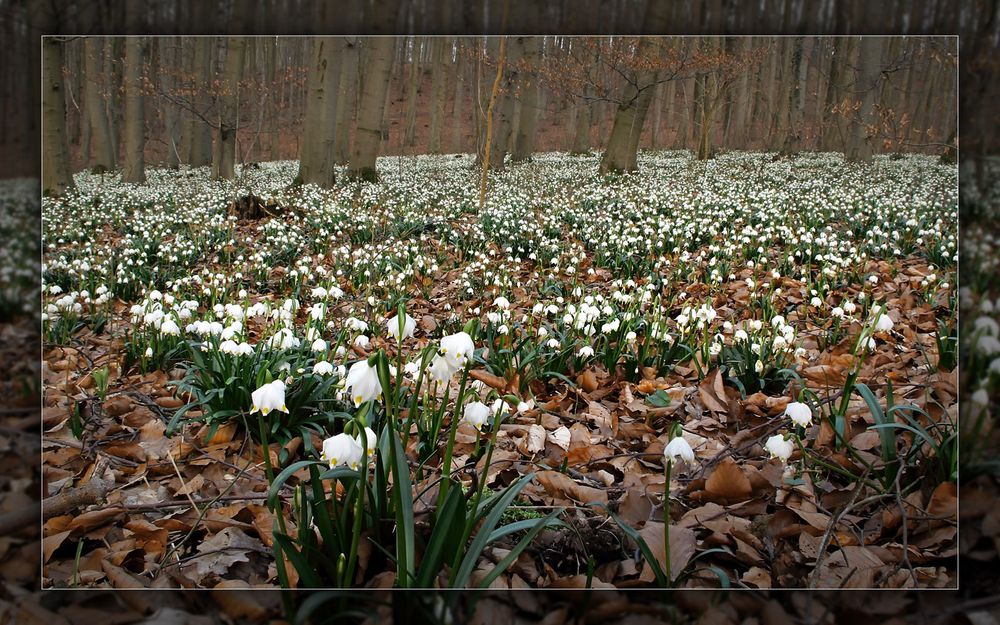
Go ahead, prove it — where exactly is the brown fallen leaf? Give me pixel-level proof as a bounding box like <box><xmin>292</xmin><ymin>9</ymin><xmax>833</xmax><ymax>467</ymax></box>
<box><xmin>637</xmin><ymin>522</ymin><xmax>697</xmax><ymax>584</ymax></box>
<box><xmin>535</xmin><ymin>470</ymin><xmax>607</xmax><ymax>505</ymax></box>
<box><xmin>705</xmin><ymin>458</ymin><xmax>753</xmax><ymax>502</ymax></box>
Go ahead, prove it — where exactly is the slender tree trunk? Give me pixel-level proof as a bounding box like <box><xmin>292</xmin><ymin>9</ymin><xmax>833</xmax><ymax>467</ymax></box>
<box><xmin>333</xmin><ymin>37</ymin><xmax>358</xmax><ymax>165</ymax></box>
<box><xmin>770</xmin><ymin>38</ymin><xmax>793</xmax><ymax>152</ymax></box>
<box><xmin>189</xmin><ymin>37</ymin><xmax>213</xmax><ymax>167</ymax></box>
<box><xmin>847</xmin><ymin>36</ymin><xmax>883</xmax><ymax>162</ymax></box>
<box><xmin>428</xmin><ymin>38</ymin><xmax>448</xmax><ymax>154</ymax></box>
<box><xmin>84</xmin><ymin>37</ymin><xmax>115</xmax><ymax>172</ymax></box>
<box><xmin>599</xmin><ymin>5</ymin><xmax>671</xmax><ymax>174</ymax></box>
<box><xmin>482</xmin><ymin>36</ymin><xmax>523</xmax><ymax>171</ymax></box>
<box><xmin>512</xmin><ymin>36</ymin><xmax>540</xmax><ymax>162</ymax></box>
<box><xmin>104</xmin><ymin>37</ymin><xmax>125</xmax><ymax>165</ymax></box>
<box><xmin>403</xmin><ymin>37</ymin><xmax>421</xmax><ymax>147</ymax></box>
<box><xmin>295</xmin><ymin>37</ymin><xmax>341</xmax><ymax>187</ymax></box>
<box><xmin>451</xmin><ymin>38</ymin><xmax>466</xmax><ymax>153</ymax></box>
<box><xmin>215</xmin><ymin>36</ymin><xmax>246</xmax><ymax>180</ymax></box>
<box><xmin>161</xmin><ymin>38</ymin><xmax>181</xmax><ymax>168</ymax></box>
<box><xmin>780</xmin><ymin>37</ymin><xmax>805</xmax><ymax>155</ymax></box>
<box><xmin>349</xmin><ymin>37</ymin><xmax>395</xmax><ymax>181</ymax></box>
<box><xmin>731</xmin><ymin>37</ymin><xmax>752</xmax><ymax>150</ymax></box>
<box><xmin>42</xmin><ymin>37</ymin><xmax>74</xmax><ymax>195</ymax></box>
<box><xmin>122</xmin><ymin>36</ymin><xmax>146</xmax><ymax>183</ymax></box>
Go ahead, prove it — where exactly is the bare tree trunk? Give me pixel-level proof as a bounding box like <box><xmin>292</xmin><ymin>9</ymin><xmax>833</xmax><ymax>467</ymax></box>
<box><xmin>84</xmin><ymin>37</ymin><xmax>115</xmax><ymax>172</ymax></box>
<box><xmin>403</xmin><ymin>37</ymin><xmax>421</xmax><ymax>147</ymax></box>
<box><xmin>122</xmin><ymin>36</ymin><xmax>146</xmax><ymax>183</ymax></box>
<box><xmin>847</xmin><ymin>36</ymin><xmax>883</xmax><ymax>162</ymax></box>
<box><xmin>428</xmin><ymin>38</ymin><xmax>449</xmax><ymax>154</ymax></box>
<box><xmin>599</xmin><ymin>4</ymin><xmax>671</xmax><ymax>174</ymax></box>
<box><xmin>451</xmin><ymin>38</ymin><xmax>466</xmax><ymax>153</ymax></box>
<box><xmin>214</xmin><ymin>36</ymin><xmax>246</xmax><ymax>180</ymax></box>
<box><xmin>42</xmin><ymin>37</ymin><xmax>74</xmax><ymax>195</ymax></box>
<box><xmin>512</xmin><ymin>36</ymin><xmax>540</xmax><ymax>162</ymax></box>
<box><xmin>483</xmin><ymin>36</ymin><xmax>524</xmax><ymax>171</ymax></box>
<box><xmin>770</xmin><ymin>38</ymin><xmax>792</xmax><ymax>153</ymax></box>
<box><xmin>731</xmin><ymin>37</ymin><xmax>752</xmax><ymax>150</ymax></box>
<box><xmin>295</xmin><ymin>37</ymin><xmax>341</xmax><ymax>187</ymax></box>
<box><xmin>349</xmin><ymin>37</ymin><xmax>395</xmax><ymax>181</ymax></box>
<box><xmin>189</xmin><ymin>37</ymin><xmax>213</xmax><ymax>167</ymax></box>
<box><xmin>333</xmin><ymin>37</ymin><xmax>358</xmax><ymax>165</ymax></box>
<box><xmin>780</xmin><ymin>37</ymin><xmax>805</xmax><ymax>155</ymax></box>
<box><xmin>160</xmin><ymin>38</ymin><xmax>181</xmax><ymax>168</ymax></box>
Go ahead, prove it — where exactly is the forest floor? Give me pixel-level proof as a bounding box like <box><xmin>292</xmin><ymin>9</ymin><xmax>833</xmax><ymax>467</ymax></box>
<box><xmin>35</xmin><ymin>150</ymin><xmax>966</xmax><ymax>591</ymax></box>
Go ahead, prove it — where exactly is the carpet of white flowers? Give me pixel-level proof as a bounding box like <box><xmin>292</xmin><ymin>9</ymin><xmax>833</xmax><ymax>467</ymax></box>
<box><xmin>41</xmin><ymin>150</ymin><xmax>958</xmax><ymax>589</ymax></box>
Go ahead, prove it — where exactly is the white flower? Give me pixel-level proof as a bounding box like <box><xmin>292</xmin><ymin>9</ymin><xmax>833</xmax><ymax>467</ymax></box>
<box><xmin>874</xmin><ymin>314</ymin><xmax>894</xmax><ymax>332</ymax></box>
<box><xmin>577</xmin><ymin>345</ymin><xmax>594</xmax><ymax>358</ymax></box>
<box><xmin>765</xmin><ymin>434</ymin><xmax>794</xmax><ymax>462</ymax></box>
<box><xmin>311</xmin><ymin>286</ymin><xmax>328</xmax><ymax>298</ymax></box>
<box><xmin>831</xmin><ymin>307</ymin><xmax>844</xmax><ymax>318</ymax></box>
<box><xmin>664</xmin><ymin>436</ymin><xmax>695</xmax><ymax>464</ymax></box>
<box><xmin>160</xmin><ymin>318</ymin><xmax>180</xmax><ymax>336</ymax></box>
<box><xmin>403</xmin><ymin>361</ymin><xmax>420</xmax><ymax>377</ymax></box>
<box><xmin>843</xmin><ymin>301</ymin><xmax>857</xmax><ymax>314</ymax></box>
<box><xmin>494</xmin><ymin>296</ymin><xmax>510</xmax><ymax>310</ymax></box>
<box><xmin>236</xmin><ymin>342</ymin><xmax>254</xmax><ymax>356</ymax></box>
<box><xmin>219</xmin><ymin>340</ymin><xmax>239</xmax><ymax>354</ymax></box>
<box><xmin>462</xmin><ymin>401</ymin><xmax>492</xmax><ymax>431</ymax></box>
<box><xmin>251</xmin><ymin>380</ymin><xmax>288</xmax><ymax>416</ymax></box>
<box><xmin>355</xmin><ymin>426</ymin><xmax>378</xmax><ymax>454</ymax></box>
<box><xmin>321</xmin><ymin>433</ymin><xmax>363</xmax><ymax>470</ymax></box>
<box><xmin>439</xmin><ymin>332</ymin><xmax>475</xmax><ymax>370</ymax></box>
<box><xmin>144</xmin><ymin>347</ymin><xmax>153</xmax><ymax>358</ymax></box>
<box><xmin>311</xmin><ymin>338</ymin><xmax>328</xmax><ymax>353</ymax></box>
<box><xmin>625</xmin><ymin>331</ymin><xmax>637</xmax><ymax>344</ymax></box>
<box><xmin>516</xmin><ymin>399</ymin><xmax>535</xmax><ymax>414</ymax></box>
<box><xmin>972</xmin><ymin>388</ymin><xmax>989</xmax><ymax>405</ymax></box>
<box><xmin>313</xmin><ymin>360</ymin><xmax>334</xmax><ymax>376</ymax></box>
<box><xmin>785</xmin><ymin>402</ymin><xmax>813</xmax><ymax>428</ymax></box>
<box><xmin>427</xmin><ymin>353</ymin><xmax>454</xmax><ymax>385</ymax></box>
<box><xmin>344</xmin><ymin>361</ymin><xmax>382</xmax><ymax>407</ymax></box>
<box><xmin>354</xmin><ymin>335</ymin><xmax>370</xmax><ymax>349</ymax></box>
<box><xmin>387</xmin><ymin>313</ymin><xmax>416</xmax><ymax>341</ymax></box>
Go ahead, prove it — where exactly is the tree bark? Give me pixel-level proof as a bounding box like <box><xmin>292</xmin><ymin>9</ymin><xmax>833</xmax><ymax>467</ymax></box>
<box><xmin>847</xmin><ymin>36</ymin><xmax>883</xmax><ymax>162</ymax></box>
<box><xmin>214</xmin><ymin>36</ymin><xmax>246</xmax><ymax>180</ymax></box>
<box><xmin>599</xmin><ymin>2</ymin><xmax>671</xmax><ymax>174</ymax></box>
<box><xmin>348</xmin><ymin>37</ymin><xmax>395</xmax><ymax>181</ymax></box>
<box><xmin>121</xmin><ymin>36</ymin><xmax>146</xmax><ymax>184</ymax></box>
<box><xmin>333</xmin><ymin>37</ymin><xmax>358</xmax><ymax>165</ymax></box>
<box><xmin>481</xmin><ymin>36</ymin><xmax>523</xmax><ymax>171</ymax></box>
<box><xmin>84</xmin><ymin>38</ymin><xmax>115</xmax><ymax>172</ymax></box>
<box><xmin>295</xmin><ymin>37</ymin><xmax>341</xmax><ymax>187</ymax></box>
<box><xmin>512</xmin><ymin>36</ymin><xmax>541</xmax><ymax>162</ymax></box>
<box><xmin>188</xmin><ymin>36</ymin><xmax>214</xmax><ymax>167</ymax></box>
<box><xmin>403</xmin><ymin>37</ymin><xmax>421</xmax><ymax>147</ymax></box>
<box><xmin>42</xmin><ymin>37</ymin><xmax>74</xmax><ymax>195</ymax></box>
<box><xmin>428</xmin><ymin>38</ymin><xmax>449</xmax><ymax>154</ymax></box>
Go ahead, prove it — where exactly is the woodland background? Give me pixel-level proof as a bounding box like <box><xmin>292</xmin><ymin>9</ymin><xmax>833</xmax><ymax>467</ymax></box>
<box><xmin>2</xmin><ymin>0</ymin><xmax>1000</xmax><ymax>623</ymax></box>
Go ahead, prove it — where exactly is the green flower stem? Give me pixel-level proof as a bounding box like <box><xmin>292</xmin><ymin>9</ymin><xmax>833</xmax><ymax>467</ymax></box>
<box><xmin>343</xmin><ymin>414</ymin><xmax>369</xmax><ymax>587</ymax></box>
<box><xmin>664</xmin><ymin>458</ymin><xmax>672</xmax><ymax>587</ymax></box>
<box><xmin>437</xmin><ymin>365</ymin><xmax>470</xmax><ymax>513</ymax></box>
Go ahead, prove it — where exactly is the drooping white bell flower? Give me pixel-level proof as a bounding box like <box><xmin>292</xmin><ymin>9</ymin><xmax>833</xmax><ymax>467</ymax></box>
<box><xmin>664</xmin><ymin>436</ymin><xmax>695</xmax><ymax>465</ymax></box>
<box><xmin>322</xmin><ymin>433</ymin><xmax>363</xmax><ymax>470</ymax></box>
<box><xmin>462</xmin><ymin>401</ymin><xmax>492</xmax><ymax>431</ymax></box>
<box><xmin>873</xmin><ymin>314</ymin><xmax>894</xmax><ymax>333</ymax></box>
<box><xmin>387</xmin><ymin>313</ymin><xmax>416</xmax><ymax>342</ymax></box>
<box><xmin>355</xmin><ymin>426</ymin><xmax>378</xmax><ymax>454</ymax></box>
<box><xmin>764</xmin><ymin>434</ymin><xmax>794</xmax><ymax>462</ymax></box>
<box><xmin>439</xmin><ymin>332</ymin><xmax>475</xmax><ymax>371</ymax></box>
<box><xmin>426</xmin><ymin>353</ymin><xmax>454</xmax><ymax>386</ymax></box>
<box><xmin>785</xmin><ymin>402</ymin><xmax>813</xmax><ymax>428</ymax></box>
<box><xmin>251</xmin><ymin>380</ymin><xmax>288</xmax><ymax>416</ymax></box>
<box><xmin>344</xmin><ymin>360</ymin><xmax>382</xmax><ymax>407</ymax></box>
<box><xmin>313</xmin><ymin>360</ymin><xmax>334</xmax><ymax>376</ymax></box>
<box><xmin>311</xmin><ymin>338</ymin><xmax>328</xmax><ymax>353</ymax></box>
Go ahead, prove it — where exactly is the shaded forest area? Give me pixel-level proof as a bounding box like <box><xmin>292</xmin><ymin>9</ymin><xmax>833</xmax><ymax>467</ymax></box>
<box><xmin>4</xmin><ymin>0</ymin><xmax>998</xmax><ymax>183</ymax></box>
<box><xmin>46</xmin><ymin>33</ymin><xmax>956</xmax><ymax>191</ymax></box>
